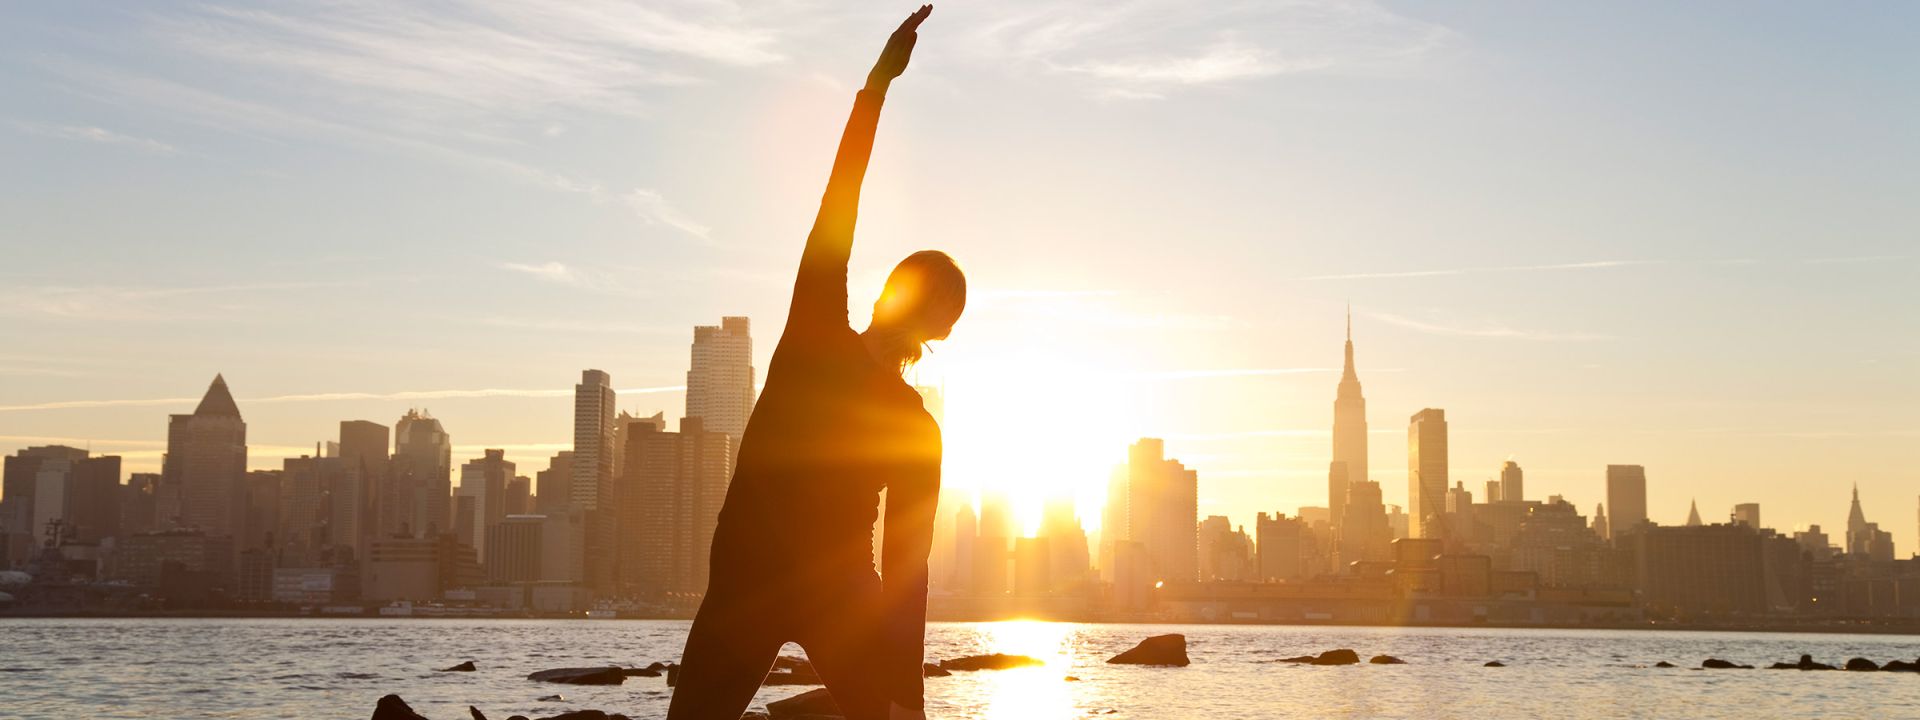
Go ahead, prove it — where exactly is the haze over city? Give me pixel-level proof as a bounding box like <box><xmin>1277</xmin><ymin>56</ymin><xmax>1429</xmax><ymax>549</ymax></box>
<box><xmin>4</xmin><ymin>1</ymin><xmax>1916</xmax><ymax>544</ymax></box>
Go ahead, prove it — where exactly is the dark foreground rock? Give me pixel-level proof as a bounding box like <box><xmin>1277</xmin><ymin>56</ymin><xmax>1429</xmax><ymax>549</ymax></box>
<box><xmin>938</xmin><ymin>654</ymin><xmax>1046</xmax><ymax>672</ymax></box>
<box><xmin>1484</xmin><ymin>661</ymin><xmax>1506</xmax><ymax>667</ymax></box>
<box><xmin>470</xmin><ymin>706</ymin><xmax>488</xmax><ymax>720</ymax></box>
<box><xmin>1369</xmin><ymin>655</ymin><xmax>1407</xmax><ymax>665</ymax></box>
<box><xmin>1701</xmin><ymin>659</ymin><xmax>1751</xmax><ymax>669</ymax></box>
<box><xmin>441</xmin><ymin>661</ymin><xmax>477</xmax><ymax>672</ymax></box>
<box><xmin>923</xmin><ymin>663</ymin><xmax>951</xmax><ymax>677</ymax></box>
<box><xmin>1276</xmin><ymin>655</ymin><xmax>1317</xmax><ymax>664</ymax></box>
<box><xmin>371</xmin><ymin>695</ymin><xmax>430</xmax><ymax>720</ymax></box>
<box><xmin>528</xmin><ymin>667</ymin><xmax>626</xmax><ymax>685</ymax></box>
<box><xmin>621</xmin><ymin>667</ymin><xmax>660</xmax><ymax>677</ymax></box>
<box><xmin>767</xmin><ymin>688</ymin><xmax>842</xmax><ymax>719</ymax></box>
<box><xmin>1310</xmin><ymin>649</ymin><xmax>1360</xmax><ymax>666</ymax></box>
<box><xmin>537</xmin><ymin>711</ymin><xmax>633</xmax><ymax>720</ymax></box>
<box><xmin>1883</xmin><ymin>659</ymin><xmax>1920</xmax><ymax>672</ymax></box>
<box><xmin>1846</xmin><ymin>658</ymin><xmax>1881</xmax><ymax>671</ymax></box>
<box><xmin>1106</xmin><ymin>634</ymin><xmax>1190</xmax><ymax>666</ymax></box>
<box><xmin>1653</xmin><ymin>661</ymin><xmax>1676</xmax><ymax>668</ymax></box>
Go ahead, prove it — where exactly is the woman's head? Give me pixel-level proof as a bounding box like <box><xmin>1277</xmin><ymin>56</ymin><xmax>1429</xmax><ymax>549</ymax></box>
<box><xmin>867</xmin><ymin>250</ymin><xmax>966</xmax><ymax>367</ymax></box>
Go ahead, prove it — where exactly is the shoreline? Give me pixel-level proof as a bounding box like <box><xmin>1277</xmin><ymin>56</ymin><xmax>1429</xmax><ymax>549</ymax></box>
<box><xmin>4</xmin><ymin>609</ymin><xmax>1918</xmax><ymax>636</ymax></box>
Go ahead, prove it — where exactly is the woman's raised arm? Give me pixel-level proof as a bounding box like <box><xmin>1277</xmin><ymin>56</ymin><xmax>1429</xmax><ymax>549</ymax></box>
<box><xmin>786</xmin><ymin>5</ymin><xmax>931</xmax><ymax>335</ymax></box>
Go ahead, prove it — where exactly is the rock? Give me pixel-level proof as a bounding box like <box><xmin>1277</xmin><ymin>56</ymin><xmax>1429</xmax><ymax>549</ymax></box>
<box><xmin>1701</xmin><ymin>659</ymin><xmax>1750</xmax><ymax>669</ymax></box>
<box><xmin>774</xmin><ymin>656</ymin><xmax>812</xmax><ymax>671</ymax></box>
<box><xmin>1106</xmin><ymin>634</ymin><xmax>1190</xmax><ymax>666</ymax></box>
<box><xmin>666</xmin><ymin>664</ymin><xmax>681</xmax><ymax>687</ymax></box>
<box><xmin>1368</xmin><ymin>655</ymin><xmax>1407</xmax><ymax>665</ymax></box>
<box><xmin>1064</xmin><ymin>675</ymin><xmax>1080</xmax><ymax>681</ymax></box>
<box><xmin>1653</xmin><ymin>661</ymin><xmax>1676</xmax><ymax>668</ymax></box>
<box><xmin>527</xmin><ymin>667</ymin><xmax>626</xmax><ymax>685</ymax></box>
<box><xmin>537</xmin><ymin>695</ymin><xmax>563</xmax><ymax>702</ymax></box>
<box><xmin>938</xmin><ymin>654</ymin><xmax>1046</xmax><ymax>672</ymax></box>
<box><xmin>371</xmin><ymin>694</ymin><xmax>431</xmax><ymax>720</ymax></box>
<box><xmin>1882</xmin><ymin>659</ymin><xmax>1920</xmax><ymax>672</ymax></box>
<box><xmin>762</xmin><ymin>667</ymin><xmax>823</xmax><ymax>686</ymax></box>
<box><xmin>1310</xmin><ymin>649</ymin><xmax>1360</xmax><ymax>666</ymax></box>
<box><xmin>741</xmin><ymin>713</ymin><xmax>771</xmax><ymax>720</ymax></box>
<box><xmin>767</xmin><ymin>688</ymin><xmax>842</xmax><ymax>719</ymax></box>
<box><xmin>621</xmin><ymin>666</ymin><xmax>660</xmax><ymax>677</ymax></box>
<box><xmin>646</xmin><ymin>662</ymin><xmax>671</xmax><ymax>672</ymax></box>
<box><xmin>1786</xmin><ymin>654</ymin><xmax>1836</xmax><ymax>671</ymax></box>
<box><xmin>537</xmin><ymin>712</ymin><xmax>626</xmax><ymax>720</ymax></box>
<box><xmin>1846</xmin><ymin>657</ymin><xmax>1880</xmax><ymax>672</ymax></box>
<box><xmin>922</xmin><ymin>663</ymin><xmax>950</xmax><ymax>678</ymax></box>
<box><xmin>1276</xmin><ymin>655</ymin><xmax>1317</xmax><ymax>664</ymax></box>
<box><xmin>1484</xmin><ymin>661</ymin><xmax>1506</xmax><ymax>667</ymax></box>
<box><xmin>508</xmin><ymin>717</ymin><xmax>529</xmax><ymax>720</ymax></box>
<box><xmin>471</xmin><ymin>707</ymin><xmax>488</xmax><ymax>720</ymax></box>
<box><xmin>441</xmin><ymin>661</ymin><xmax>478</xmax><ymax>672</ymax></box>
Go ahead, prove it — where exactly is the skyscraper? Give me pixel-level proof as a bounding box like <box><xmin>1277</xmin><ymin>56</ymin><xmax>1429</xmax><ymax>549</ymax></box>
<box><xmin>1606</xmin><ymin>465</ymin><xmax>1649</xmax><ymax>538</ymax></box>
<box><xmin>534</xmin><ymin>451</ymin><xmax>573</xmax><ymax>515</ymax></box>
<box><xmin>1255</xmin><ymin>512</ymin><xmax>1305</xmax><ymax>582</ymax></box>
<box><xmin>165</xmin><ymin>375</ymin><xmax>248</xmax><ymax>537</ymax></box>
<box><xmin>1126</xmin><ymin>438</ymin><xmax>1198</xmax><ymax>583</ymax></box>
<box><xmin>391</xmin><ymin>409</ymin><xmax>452</xmax><ymax>537</ymax></box>
<box><xmin>1407</xmin><ymin>409</ymin><xmax>1448</xmax><ymax>539</ymax></box>
<box><xmin>685</xmin><ymin>317</ymin><xmax>756</xmax><ymax>444</ymax></box>
<box><xmin>1330</xmin><ymin>310</ymin><xmax>1368</xmax><ymax>525</ymax></box>
<box><xmin>622</xmin><ymin>416</ymin><xmax>733</xmax><ymax>595</ymax></box>
<box><xmin>571</xmin><ymin>370</ymin><xmax>617</xmax><ymax>511</ymax></box>
<box><xmin>335</xmin><ymin>420</ymin><xmax>389</xmax><ymax>553</ymax></box>
<box><xmin>1685</xmin><ymin>498</ymin><xmax>1702</xmax><ymax>527</ymax></box>
<box><xmin>1500</xmin><ymin>460</ymin><xmax>1524</xmax><ymax>503</ymax></box>
<box><xmin>457</xmin><ymin>450</ymin><xmax>513</xmax><ymax>560</ymax></box>
<box><xmin>1732</xmin><ymin>503</ymin><xmax>1760</xmax><ymax>528</ymax></box>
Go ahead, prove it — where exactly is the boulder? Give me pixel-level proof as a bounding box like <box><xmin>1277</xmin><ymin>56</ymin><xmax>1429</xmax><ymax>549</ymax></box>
<box><xmin>1882</xmin><ymin>659</ymin><xmax>1920</xmax><ymax>673</ymax></box>
<box><xmin>371</xmin><ymin>694</ymin><xmax>431</xmax><ymax>720</ymax></box>
<box><xmin>1277</xmin><ymin>655</ymin><xmax>1317</xmax><ymax>664</ymax></box>
<box><xmin>1368</xmin><ymin>655</ymin><xmax>1407</xmax><ymax>665</ymax></box>
<box><xmin>767</xmin><ymin>688</ymin><xmax>842</xmax><ymax>719</ymax></box>
<box><xmin>1791</xmin><ymin>654</ymin><xmax>1835</xmax><ymax>671</ymax></box>
<box><xmin>527</xmin><ymin>667</ymin><xmax>626</xmax><ymax>685</ymax></box>
<box><xmin>1653</xmin><ymin>661</ymin><xmax>1676</xmax><ymax>668</ymax></box>
<box><xmin>1065</xmin><ymin>676</ymin><xmax>1081</xmax><ymax>682</ymax></box>
<box><xmin>922</xmin><ymin>663</ymin><xmax>950</xmax><ymax>678</ymax></box>
<box><xmin>1846</xmin><ymin>658</ymin><xmax>1880</xmax><ymax>672</ymax></box>
<box><xmin>646</xmin><ymin>662</ymin><xmax>672</xmax><ymax>672</ymax></box>
<box><xmin>938</xmin><ymin>654</ymin><xmax>1046</xmax><ymax>672</ymax></box>
<box><xmin>508</xmin><ymin>717</ymin><xmax>529</xmax><ymax>720</ymax></box>
<box><xmin>536</xmin><ymin>695</ymin><xmax>564</xmax><ymax>702</ymax></box>
<box><xmin>621</xmin><ymin>666</ymin><xmax>660</xmax><ymax>677</ymax></box>
<box><xmin>1701</xmin><ymin>659</ymin><xmax>1751</xmax><ymax>669</ymax></box>
<box><xmin>470</xmin><ymin>708</ymin><xmax>488</xmax><ymax>720</ymax></box>
<box><xmin>1106</xmin><ymin>634</ymin><xmax>1190</xmax><ymax>666</ymax></box>
<box><xmin>1483</xmin><ymin>661</ymin><xmax>1506</xmax><ymax>667</ymax></box>
<box><xmin>441</xmin><ymin>661</ymin><xmax>477</xmax><ymax>672</ymax></box>
<box><xmin>537</xmin><ymin>712</ymin><xmax>631</xmax><ymax>720</ymax></box>
<box><xmin>1310</xmin><ymin>649</ymin><xmax>1360</xmax><ymax>666</ymax></box>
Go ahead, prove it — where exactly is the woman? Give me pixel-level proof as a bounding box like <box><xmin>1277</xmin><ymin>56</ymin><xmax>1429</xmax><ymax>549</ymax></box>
<box><xmin>666</xmin><ymin>6</ymin><xmax>959</xmax><ymax>720</ymax></box>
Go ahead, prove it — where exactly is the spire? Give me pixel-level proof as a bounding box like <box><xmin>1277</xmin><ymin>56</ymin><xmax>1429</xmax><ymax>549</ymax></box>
<box><xmin>193</xmin><ymin>374</ymin><xmax>242</xmax><ymax>418</ymax></box>
<box><xmin>1339</xmin><ymin>307</ymin><xmax>1358</xmax><ymax>386</ymax></box>
<box><xmin>1686</xmin><ymin>498</ymin><xmax>1702</xmax><ymax>526</ymax></box>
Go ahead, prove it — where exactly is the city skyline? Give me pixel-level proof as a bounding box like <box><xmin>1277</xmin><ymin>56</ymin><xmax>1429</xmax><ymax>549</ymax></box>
<box><xmin>3</xmin><ymin>1</ymin><xmax>1916</xmax><ymax>547</ymax></box>
<box><xmin>3</xmin><ymin>312</ymin><xmax>1913</xmax><ymax>552</ymax></box>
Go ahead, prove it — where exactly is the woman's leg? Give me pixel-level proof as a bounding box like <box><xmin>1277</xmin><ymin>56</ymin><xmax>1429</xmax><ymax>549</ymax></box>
<box><xmin>796</xmin><ymin>574</ymin><xmax>892</xmax><ymax>720</ymax></box>
<box><xmin>666</xmin><ymin>591</ymin><xmax>785</xmax><ymax>720</ymax></box>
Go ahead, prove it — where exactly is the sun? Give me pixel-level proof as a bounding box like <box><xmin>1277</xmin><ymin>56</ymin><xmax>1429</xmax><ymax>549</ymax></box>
<box><xmin>913</xmin><ymin>329</ymin><xmax>1139</xmax><ymax>538</ymax></box>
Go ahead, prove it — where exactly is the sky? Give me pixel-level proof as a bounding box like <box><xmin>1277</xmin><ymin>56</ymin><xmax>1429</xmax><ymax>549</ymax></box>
<box><xmin>2</xmin><ymin>1</ymin><xmax>1916</xmax><ymax>545</ymax></box>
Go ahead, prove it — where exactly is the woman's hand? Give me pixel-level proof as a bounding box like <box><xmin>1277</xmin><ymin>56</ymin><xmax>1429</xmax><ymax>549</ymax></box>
<box><xmin>889</xmin><ymin>702</ymin><xmax>929</xmax><ymax>720</ymax></box>
<box><xmin>867</xmin><ymin>5</ymin><xmax>932</xmax><ymax>93</ymax></box>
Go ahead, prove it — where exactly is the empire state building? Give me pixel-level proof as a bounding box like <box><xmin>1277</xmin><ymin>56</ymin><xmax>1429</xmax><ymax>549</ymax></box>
<box><xmin>1330</xmin><ymin>310</ymin><xmax>1368</xmax><ymax>525</ymax></box>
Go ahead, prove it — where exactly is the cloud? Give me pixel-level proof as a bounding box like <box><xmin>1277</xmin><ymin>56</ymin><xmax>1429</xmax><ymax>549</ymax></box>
<box><xmin>1301</xmin><ymin>260</ymin><xmax>1658</xmax><ymax>281</ymax></box>
<box><xmin>496</xmin><ymin>261</ymin><xmax>579</xmax><ymax>284</ymax></box>
<box><xmin>627</xmin><ymin>189</ymin><xmax>712</xmax><ymax>240</ymax></box>
<box><xmin>969</xmin><ymin>0</ymin><xmax>1454</xmax><ymax>97</ymax></box>
<box><xmin>152</xmin><ymin>1</ymin><xmax>782</xmax><ymax>120</ymax></box>
<box><xmin>0</xmin><ymin>280</ymin><xmax>363</xmax><ymax>321</ymax></box>
<box><xmin>1365</xmin><ymin>310</ymin><xmax>1612</xmax><ymax>341</ymax></box>
<box><xmin>18</xmin><ymin>123</ymin><xmax>179</xmax><ymax>155</ymax></box>
<box><xmin>0</xmin><ymin>385</ymin><xmax>687</xmax><ymax>413</ymax></box>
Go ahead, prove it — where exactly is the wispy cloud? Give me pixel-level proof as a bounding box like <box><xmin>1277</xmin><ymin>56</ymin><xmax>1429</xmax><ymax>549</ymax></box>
<box><xmin>1366</xmin><ymin>310</ymin><xmax>1612</xmax><ymax>341</ymax></box>
<box><xmin>17</xmin><ymin>122</ymin><xmax>179</xmax><ymax>155</ymax></box>
<box><xmin>627</xmin><ymin>189</ymin><xmax>711</xmax><ymax>240</ymax></box>
<box><xmin>0</xmin><ymin>280</ymin><xmax>363</xmax><ymax>321</ymax></box>
<box><xmin>1302</xmin><ymin>260</ymin><xmax>1658</xmax><ymax>281</ymax></box>
<box><xmin>0</xmin><ymin>385</ymin><xmax>687</xmax><ymax>413</ymax></box>
<box><xmin>970</xmin><ymin>0</ymin><xmax>1453</xmax><ymax>98</ymax></box>
<box><xmin>1125</xmin><ymin>367</ymin><xmax>1399</xmax><ymax>381</ymax></box>
<box><xmin>153</xmin><ymin>1</ymin><xmax>781</xmax><ymax>120</ymax></box>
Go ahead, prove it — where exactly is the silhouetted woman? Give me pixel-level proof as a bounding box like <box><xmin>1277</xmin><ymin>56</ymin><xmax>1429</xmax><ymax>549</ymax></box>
<box><xmin>666</xmin><ymin>7</ymin><xmax>959</xmax><ymax>720</ymax></box>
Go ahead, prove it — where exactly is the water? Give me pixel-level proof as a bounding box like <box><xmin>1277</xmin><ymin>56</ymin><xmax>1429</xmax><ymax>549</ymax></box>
<box><xmin>0</xmin><ymin>618</ymin><xmax>1909</xmax><ymax>718</ymax></box>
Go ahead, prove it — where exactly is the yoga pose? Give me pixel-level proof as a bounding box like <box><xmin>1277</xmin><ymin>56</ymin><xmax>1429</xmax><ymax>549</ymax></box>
<box><xmin>666</xmin><ymin>6</ymin><xmax>959</xmax><ymax>720</ymax></box>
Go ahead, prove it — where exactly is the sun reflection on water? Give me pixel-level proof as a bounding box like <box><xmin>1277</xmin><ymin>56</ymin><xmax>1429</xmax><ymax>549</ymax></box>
<box><xmin>974</xmin><ymin>620</ymin><xmax>1077</xmax><ymax>719</ymax></box>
